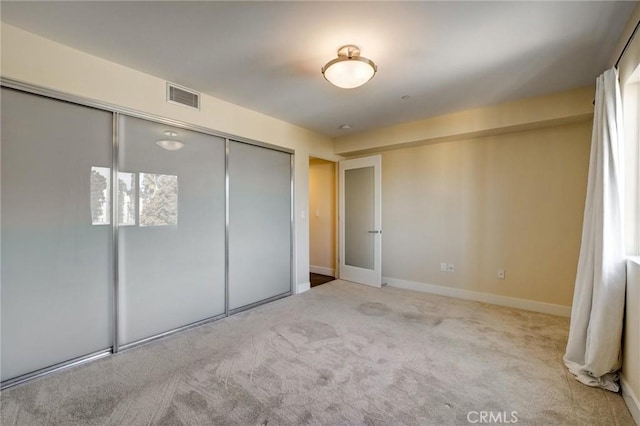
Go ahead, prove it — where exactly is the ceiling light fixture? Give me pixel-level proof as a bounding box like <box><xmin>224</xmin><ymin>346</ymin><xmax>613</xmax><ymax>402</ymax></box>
<box><xmin>156</xmin><ymin>131</ymin><xmax>185</xmax><ymax>151</ymax></box>
<box><xmin>322</xmin><ymin>45</ymin><xmax>377</xmax><ymax>89</ymax></box>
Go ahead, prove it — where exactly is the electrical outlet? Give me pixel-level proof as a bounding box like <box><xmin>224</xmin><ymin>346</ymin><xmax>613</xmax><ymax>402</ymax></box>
<box><xmin>440</xmin><ymin>262</ymin><xmax>447</xmax><ymax>272</ymax></box>
<box><xmin>448</xmin><ymin>263</ymin><xmax>454</xmax><ymax>272</ymax></box>
<box><xmin>498</xmin><ymin>269</ymin><xmax>505</xmax><ymax>279</ymax></box>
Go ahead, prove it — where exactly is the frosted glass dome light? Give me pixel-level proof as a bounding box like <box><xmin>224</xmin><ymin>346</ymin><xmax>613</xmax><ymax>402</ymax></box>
<box><xmin>322</xmin><ymin>45</ymin><xmax>377</xmax><ymax>89</ymax></box>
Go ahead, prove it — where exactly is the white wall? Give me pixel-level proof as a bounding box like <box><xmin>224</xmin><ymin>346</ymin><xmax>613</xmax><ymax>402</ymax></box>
<box><xmin>1</xmin><ymin>23</ymin><xmax>342</xmax><ymax>293</ymax></box>
<box><xmin>623</xmin><ymin>260</ymin><xmax>640</xmax><ymax>424</ymax></box>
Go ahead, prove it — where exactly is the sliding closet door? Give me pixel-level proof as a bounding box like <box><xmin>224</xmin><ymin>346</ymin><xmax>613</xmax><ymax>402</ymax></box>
<box><xmin>228</xmin><ymin>141</ymin><xmax>292</xmax><ymax>311</ymax></box>
<box><xmin>118</xmin><ymin>116</ymin><xmax>225</xmax><ymax>346</ymax></box>
<box><xmin>1</xmin><ymin>88</ymin><xmax>113</xmax><ymax>381</ymax></box>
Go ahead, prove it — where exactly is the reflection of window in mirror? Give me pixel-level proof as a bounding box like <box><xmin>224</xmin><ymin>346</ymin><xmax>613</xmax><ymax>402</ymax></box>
<box><xmin>139</xmin><ymin>173</ymin><xmax>178</xmax><ymax>227</ymax></box>
<box><xmin>90</xmin><ymin>167</ymin><xmax>110</xmax><ymax>225</ymax></box>
<box><xmin>118</xmin><ymin>172</ymin><xmax>136</xmax><ymax>226</ymax></box>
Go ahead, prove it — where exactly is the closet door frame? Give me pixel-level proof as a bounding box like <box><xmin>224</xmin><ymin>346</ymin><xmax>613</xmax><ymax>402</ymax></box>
<box><xmin>0</xmin><ymin>77</ymin><xmax>294</xmax><ymax>390</ymax></box>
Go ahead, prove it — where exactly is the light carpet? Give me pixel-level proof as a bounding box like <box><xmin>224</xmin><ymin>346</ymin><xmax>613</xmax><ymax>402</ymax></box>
<box><xmin>0</xmin><ymin>280</ymin><xmax>634</xmax><ymax>425</ymax></box>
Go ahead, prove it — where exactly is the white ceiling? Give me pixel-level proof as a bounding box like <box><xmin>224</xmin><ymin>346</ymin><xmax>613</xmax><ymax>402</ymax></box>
<box><xmin>1</xmin><ymin>1</ymin><xmax>635</xmax><ymax>137</ymax></box>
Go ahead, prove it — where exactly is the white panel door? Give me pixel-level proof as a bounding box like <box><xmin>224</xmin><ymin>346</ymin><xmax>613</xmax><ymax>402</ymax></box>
<box><xmin>339</xmin><ymin>155</ymin><xmax>382</xmax><ymax>287</ymax></box>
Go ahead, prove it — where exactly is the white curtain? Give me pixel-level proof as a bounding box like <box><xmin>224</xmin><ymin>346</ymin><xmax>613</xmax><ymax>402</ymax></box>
<box><xmin>564</xmin><ymin>68</ymin><xmax>626</xmax><ymax>392</ymax></box>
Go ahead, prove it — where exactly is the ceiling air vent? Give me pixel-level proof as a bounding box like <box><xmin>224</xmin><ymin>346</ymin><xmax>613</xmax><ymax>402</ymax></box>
<box><xmin>166</xmin><ymin>82</ymin><xmax>200</xmax><ymax>110</ymax></box>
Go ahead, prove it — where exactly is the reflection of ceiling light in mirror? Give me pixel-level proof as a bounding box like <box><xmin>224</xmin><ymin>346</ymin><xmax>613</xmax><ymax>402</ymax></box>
<box><xmin>156</xmin><ymin>140</ymin><xmax>185</xmax><ymax>151</ymax></box>
<box><xmin>156</xmin><ymin>130</ymin><xmax>185</xmax><ymax>151</ymax></box>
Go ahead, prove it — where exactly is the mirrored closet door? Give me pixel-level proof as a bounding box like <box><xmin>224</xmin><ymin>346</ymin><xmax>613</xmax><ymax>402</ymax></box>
<box><xmin>228</xmin><ymin>140</ymin><xmax>292</xmax><ymax>311</ymax></box>
<box><xmin>1</xmin><ymin>88</ymin><xmax>114</xmax><ymax>381</ymax></box>
<box><xmin>1</xmin><ymin>85</ymin><xmax>294</xmax><ymax>388</ymax></box>
<box><xmin>117</xmin><ymin>116</ymin><xmax>226</xmax><ymax>347</ymax></box>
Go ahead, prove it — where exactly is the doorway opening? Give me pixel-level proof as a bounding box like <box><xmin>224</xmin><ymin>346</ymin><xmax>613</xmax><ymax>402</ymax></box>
<box><xmin>309</xmin><ymin>157</ymin><xmax>337</xmax><ymax>287</ymax></box>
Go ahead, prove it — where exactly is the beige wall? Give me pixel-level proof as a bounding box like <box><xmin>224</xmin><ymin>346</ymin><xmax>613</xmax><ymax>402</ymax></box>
<box><xmin>334</xmin><ymin>86</ymin><xmax>594</xmax><ymax>156</ymax></box>
<box><xmin>381</xmin><ymin>120</ymin><xmax>591</xmax><ymax>307</ymax></box>
<box><xmin>1</xmin><ymin>23</ymin><xmax>341</xmax><ymax>291</ymax></box>
<box><xmin>309</xmin><ymin>158</ymin><xmax>336</xmax><ymax>274</ymax></box>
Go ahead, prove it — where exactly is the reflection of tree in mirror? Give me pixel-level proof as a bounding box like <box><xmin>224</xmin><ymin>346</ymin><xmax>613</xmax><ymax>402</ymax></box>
<box><xmin>140</xmin><ymin>173</ymin><xmax>178</xmax><ymax>226</ymax></box>
<box><xmin>118</xmin><ymin>173</ymin><xmax>136</xmax><ymax>225</ymax></box>
<box><xmin>90</xmin><ymin>168</ymin><xmax>108</xmax><ymax>224</ymax></box>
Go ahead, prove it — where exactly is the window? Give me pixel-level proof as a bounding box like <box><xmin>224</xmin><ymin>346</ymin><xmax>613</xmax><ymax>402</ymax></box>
<box><xmin>622</xmin><ymin>63</ymin><xmax>640</xmax><ymax>255</ymax></box>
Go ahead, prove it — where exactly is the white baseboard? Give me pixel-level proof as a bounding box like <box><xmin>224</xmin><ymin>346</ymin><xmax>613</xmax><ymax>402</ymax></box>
<box><xmin>296</xmin><ymin>281</ymin><xmax>311</xmax><ymax>294</ymax></box>
<box><xmin>310</xmin><ymin>265</ymin><xmax>335</xmax><ymax>277</ymax></box>
<box><xmin>383</xmin><ymin>276</ymin><xmax>571</xmax><ymax>317</ymax></box>
<box><xmin>622</xmin><ymin>375</ymin><xmax>640</xmax><ymax>425</ymax></box>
